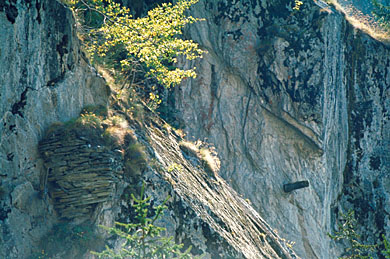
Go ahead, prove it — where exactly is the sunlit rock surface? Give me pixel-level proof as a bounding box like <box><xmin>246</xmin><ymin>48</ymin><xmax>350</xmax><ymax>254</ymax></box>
<box><xmin>173</xmin><ymin>0</ymin><xmax>390</xmax><ymax>258</ymax></box>
<box><xmin>1</xmin><ymin>0</ymin><xmax>389</xmax><ymax>258</ymax></box>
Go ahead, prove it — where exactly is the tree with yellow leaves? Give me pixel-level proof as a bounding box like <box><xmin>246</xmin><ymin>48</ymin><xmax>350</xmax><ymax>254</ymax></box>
<box><xmin>66</xmin><ymin>0</ymin><xmax>204</xmax><ymax>90</ymax></box>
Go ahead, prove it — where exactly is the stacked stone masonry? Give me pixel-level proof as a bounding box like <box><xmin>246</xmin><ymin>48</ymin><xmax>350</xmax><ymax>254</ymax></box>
<box><xmin>39</xmin><ymin>129</ymin><xmax>123</xmax><ymax>220</ymax></box>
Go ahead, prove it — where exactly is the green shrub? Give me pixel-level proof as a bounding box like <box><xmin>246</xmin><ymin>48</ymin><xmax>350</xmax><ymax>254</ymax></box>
<box><xmin>382</xmin><ymin>234</ymin><xmax>390</xmax><ymax>259</ymax></box>
<box><xmin>167</xmin><ymin>162</ymin><xmax>183</xmax><ymax>173</ymax></box>
<box><xmin>66</xmin><ymin>0</ymin><xmax>204</xmax><ymax>88</ymax></box>
<box><xmin>328</xmin><ymin>210</ymin><xmax>376</xmax><ymax>259</ymax></box>
<box><xmin>93</xmin><ymin>184</ymin><xmax>195</xmax><ymax>258</ymax></box>
<box><xmin>62</xmin><ymin>0</ymin><xmax>205</xmax><ymax>108</ymax></box>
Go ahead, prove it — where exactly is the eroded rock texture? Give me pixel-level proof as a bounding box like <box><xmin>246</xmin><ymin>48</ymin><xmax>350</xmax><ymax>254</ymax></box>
<box><xmin>136</xmin><ymin>115</ymin><xmax>297</xmax><ymax>258</ymax></box>
<box><xmin>0</xmin><ymin>0</ymin><xmax>108</xmax><ymax>257</ymax></box>
<box><xmin>0</xmin><ymin>2</ymin><xmax>299</xmax><ymax>258</ymax></box>
<box><xmin>1</xmin><ymin>0</ymin><xmax>389</xmax><ymax>258</ymax></box>
<box><xmin>34</xmin><ymin>109</ymin><xmax>298</xmax><ymax>258</ymax></box>
<box><xmin>173</xmin><ymin>0</ymin><xmax>390</xmax><ymax>258</ymax></box>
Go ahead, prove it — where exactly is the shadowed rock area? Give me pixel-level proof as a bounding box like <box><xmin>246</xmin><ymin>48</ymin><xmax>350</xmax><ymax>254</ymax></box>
<box><xmin>0</xmin><ymin>0</ymin><xmax>108</xmax><ymax>257</ymax></box>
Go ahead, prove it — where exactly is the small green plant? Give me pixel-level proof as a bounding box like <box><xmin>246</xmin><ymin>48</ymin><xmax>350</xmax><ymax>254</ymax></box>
<box><xmin>167</xmin><ymin>162</ymin><xmax>183</xmax><ymax>173</ymax></box>
<box><xmin>77</xmin><ymin>111</ymin><xmax>103</xmax><ymax>129</ymax></box>
<box><xmin>93</xmin><ymin>183</ymin><xmax>194</xmax><ymax>258</ymax></box>
<box><xmin>328</xmin><ymin>210</ymin><xmax>376</xmax><ymax>259</ymax></box>
<box><xmin>383</xmin><ymin>234</ymin><xmax>390</xmax><ymax>259</ymax></box>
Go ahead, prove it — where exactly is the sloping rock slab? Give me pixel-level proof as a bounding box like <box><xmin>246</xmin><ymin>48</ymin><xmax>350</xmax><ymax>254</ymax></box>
<box><xmin>128</xmin><ymin>114</ymin><xmax>298</xmax><ymax>259</ymax></box>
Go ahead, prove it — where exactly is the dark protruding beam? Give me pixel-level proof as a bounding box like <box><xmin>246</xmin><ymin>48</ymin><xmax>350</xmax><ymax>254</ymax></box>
<box><xmin>283</xmin><ymin>180</ymin><xmax>309</xmax><ymax>193</ymax></box>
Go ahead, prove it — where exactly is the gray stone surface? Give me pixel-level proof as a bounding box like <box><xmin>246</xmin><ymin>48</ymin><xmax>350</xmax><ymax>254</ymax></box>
<box><xmin>0</xmin><ymin>1</ymin><xmax>298</xmax><ymax>258</ymax></box>
<box><xmin>0</xmin><ymin>0</ymin><xmax>109</xmax><ymax>257</ymax></box>
<box><xmin>115</xmin><ymin>114</ymin><xmax>298</xmax><ymax>258</ymax></box>
<box><xmin>1</xmin><ymin>0</ymin><xmax>389</xmax><ymax>258</ymax></box>
<box><xmin>173</xmin><ymin>0</ymin><xmax>390</xmax><ymax>258</ymax></box>
<box><xmin>337</xmin><ymin>0</ymin><xmax>390</xmax><ymax>15</ymax></box>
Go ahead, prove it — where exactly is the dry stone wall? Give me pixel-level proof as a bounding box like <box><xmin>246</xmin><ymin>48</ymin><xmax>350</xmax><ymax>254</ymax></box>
<box><xmin>39</xmin><ymin>127</ymin><xmax>124</xmax><ymax>220</ymax></box>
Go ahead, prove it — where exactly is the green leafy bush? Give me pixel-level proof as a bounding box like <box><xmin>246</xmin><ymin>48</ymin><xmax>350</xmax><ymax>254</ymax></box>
<box><xmin>382</xmin><ymin>234</ymin><xmax>390</xmax><ymax>259</ymax></box>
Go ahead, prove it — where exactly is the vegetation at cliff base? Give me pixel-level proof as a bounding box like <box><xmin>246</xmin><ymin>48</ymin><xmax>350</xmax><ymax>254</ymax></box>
<box><xmin>383</xmin><ymin>234</ymin><xmax>390</xmax><ymax>258</ymax></box>
<box><xmin>328</xmin><ymin>210</ymin><xmax>376</xmax><ymax>258</ymax></box>
<box><xmin>93</xmin><ymin>184</ymin><xmax>194</xmax><ymax>258</ymax></box>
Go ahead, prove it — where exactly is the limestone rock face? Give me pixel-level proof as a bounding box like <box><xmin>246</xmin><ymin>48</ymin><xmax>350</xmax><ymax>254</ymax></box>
<box><xmin>0</xmin><ymin>0</ymin><xmax>108</xmax><ymax>257</ymax></box>
<box><xmin>0</xmin><ymin>1</ymin><xmax>299</xmax><ymax>258</ymax></box>
<box><xmin>115</xmin><ymin>114</ymin><xmax>298</xmax><ymax>258</ymax></box>
<box><xmin>173</xmin><ymin>0</ymin><xmax>390</xmax><ymax>258</ymax></box>
<box><xmin>1</xmin><ymin>0</ymin><xmax>389</xmax><ymax>258</ymax></box>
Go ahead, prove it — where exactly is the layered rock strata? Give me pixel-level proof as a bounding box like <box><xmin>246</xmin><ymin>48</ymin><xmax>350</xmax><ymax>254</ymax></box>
<box><xmin>173</xmin><ymin>0</ymin><xmax>390</xmax><ymax>258</ymax></box>
<box><xmin>116</xmin><ymin>114</ymin><xmax>298</xmax><ymax>258</ymax></box>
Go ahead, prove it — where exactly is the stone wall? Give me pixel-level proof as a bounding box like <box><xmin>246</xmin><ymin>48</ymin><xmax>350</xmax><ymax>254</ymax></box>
<box><xmin>39</xmin><ymin>125</ymin><xmax>123</xmax><ymax>220</ymax></box>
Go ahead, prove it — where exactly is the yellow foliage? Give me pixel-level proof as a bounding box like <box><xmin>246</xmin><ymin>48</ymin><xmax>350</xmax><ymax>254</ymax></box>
<box><xmin>77</xmin><ymin>0</ymin><xmax>205</xmax><ymax>89</ymax></box>
<box><xmin>293</xmin><ymin>0</ymin><xmax>303</xmax><ymax>11</ymax></box>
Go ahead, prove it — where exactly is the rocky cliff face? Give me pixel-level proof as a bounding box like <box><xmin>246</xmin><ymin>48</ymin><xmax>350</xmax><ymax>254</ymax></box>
<box><xmin>2</xmin><ymin>0</ymin><xmax>389</xmax><ymax>258</ymax></box>
<box><xmin>0</xmin><ymin>0</ymin><xmax>109</xmax><ymax>257</ymax></box>
<box><xmin>0</xmin><ymin>1</ymin><xmax>298</xmax><ymax>258</ymax></box>
<box><xmin>173</xmin><ymin>0</ymin><xmax>390</xmax><ymax>258</ymax></box>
